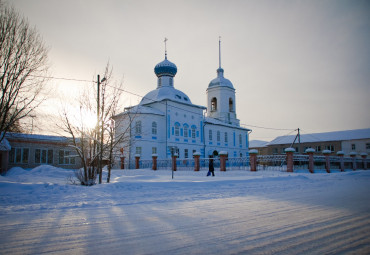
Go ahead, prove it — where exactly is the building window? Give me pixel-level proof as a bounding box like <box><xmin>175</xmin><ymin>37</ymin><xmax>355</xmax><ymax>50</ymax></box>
<box><xmin>175</xmin><ymin>123</ymin><xmax>180</xmax><ymax>136</ymax></box>
<box><xmin>135</xmin><ymin>147</ymin><xmax>142</xmax><ymax>155</ymax></box>
<box><xmin>135</xmin><ymin>121</ymin><xmax>142</xmax><ymax>135</ymax></box>
<box><xmin>211</xmin><ymin>97</ymin><xmax>217</xmax><ymax>111</ymax></box>
<box><xmin>217</xmin><ymin>131</ymin><xmax>220</xmax><ymax>142</ymax></box>
<box><xmin>225</xmin><ymin>132</ymin><xmax>228</xmax><ymax>143</ymax></box>
<box><xmin>316</xmin><ymin>145</ymin><xmax>321</xmax><ymax>152</ymax></box>
<box><xmin>58</xmin><ymin>150</ymin><xmax>75</xmax><ymax>165</ymax></box>
<box><xmin>9</xmin><ymin>148</ymin><xmax>29</xmax><ymax>164</ymax></box>
<box><xmin>158</xmin><ymin>77</ymin><xmax>162</xmax><ymax>87</ymax></box>
<box><xmin>273</xmin><ymin>148</ymin><xmax>278</xmax><ymax>154</ymax></box>
<box><xmin>35</xmin><ymin>149</ymin><xmax>53</xmax><ymax>164</ymax></box>
<box><xmin>184</xmin><ymin>125</ymin><xmax>188</xmax><ymax>138</ymax></box>
<box><xmin>351</xmin><ymin>144</ymin><xmax>356</xmax><ymax>150</ymax></box>
<box><xmin>209</xmin><ymin>130</ymin><xmax>213</xmax><ymax>141</ymax></box>
<box><xmin>239</xmin><ymin>134</ymin><xmax>242</xmax><ymax>146</ymax></box>
<box><xmin>191</xmin><ymin>126</ymin><xmax>196</xmax><ymax>139</ymax></box>
<box><xmin>185</xmin><ymin>149</ymin><xmax>189</xmax><ymax>158</ymax></box>
<box><xmin>325</xmin><ymin>145</ymin><xmax>335</xmax><ymax>152</ymax></box>
<box><xmin>366</xmin><ymin>143</ymin><xmax>370</xmax><ymax>150</ymax></box>
<box><xmin>229</xmin><ymin>98</ymin><xmax>234</xmax><ymax>112</ymax></box>
<box><xmin>152</xmin><ymin>147</ymin><xmax>157</xmax><ymax>154</ymax></box>
<box><xmin>169</xmin><ymin>77</ymin><xmax>173</xmax><ymax>86</ymax></box>
<box><xmin>152</xmin><ymin>122</ymin><xmax>157</xmax><ymax>135</ymax></box>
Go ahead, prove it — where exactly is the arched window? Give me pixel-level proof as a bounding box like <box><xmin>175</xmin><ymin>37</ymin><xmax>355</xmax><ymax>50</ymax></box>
<box><xmin>183</xmin><ymin>124</ymin><xmax>189</xmax><ymax>138</ymax></box>
<box><xmin>209</xmin><ymin>130</ymin><xmax>213</xmax><ymax>141</ymax></box>
<box><xmin>229</xmin><ymin>98</ymin><xmax>234</xmax><ymax>112</ymax></box>
<box><xmin>175</xmin><ymin>123</ymin><xmax>180</xmax><ymax>136</ymax></box>
<box><xmin>152</xmin><ymin>121</ymin><xmax>157</xmax><ymax>135</ymax></box>
<box><xmin>217</xmin><ymin>131</ymin><xmax>220</xmax><ymax>142</ymax></box>
<box><xmin>211</xmin><ymin>97</ymin><xmax>217</xmax><ymax>111</ymax></box>
<box><xmin>158</xmin><ymin>77</ymin><xmax>162</xmax><ymax>87</ymax></box>
<box><xmin>135</xmin><ymin>121</ymin><xmax>141</xmax><ymax>135</ymax></box>
<box><xmin>239</xmin><ymin>134</ymin><xmax>242</xmax><ymax>146</ymax></box>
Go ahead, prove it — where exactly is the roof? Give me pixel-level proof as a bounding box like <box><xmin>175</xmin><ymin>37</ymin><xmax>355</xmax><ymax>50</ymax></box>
<box><xmin>154</xmin><ymin>57</ymin><xmax>177</xmax><ymax>77</ymax></box>
<box><xmin>5</xmin><ymin>132</ymin><xmax>70</xmax><ymax>142</ymax></box>
<box><xmin>208</xmin><ymin>68</ymin><xmax>234</xmax><ymax>89</ymax></box>
<box><xmin>249</xmin><ymin>140</ymin><xmax>268</xmax><ymax>148</ymax></box>
<box><xmin>268</xmin><ymin>128</ymin><xmax>370</xmax><ymax>145</ymax></box>
<box><xmin>0</xmin><ymin>138</ymin><xmax>11</xmax><ymax>151</ymax></box>
<box><xmin>205</xmin><ymin>117</ymin><xmax>251</xmax><ymax>131</ymax></box>
<box><xmin>140</xmin><ymin>87</ymin><xmax>193</xmax><ymax>105</ymax></box>
<box><xmin>122</xmin><ymin>105</ymin><xmax>165</xmax><ymax>116</ymax></box>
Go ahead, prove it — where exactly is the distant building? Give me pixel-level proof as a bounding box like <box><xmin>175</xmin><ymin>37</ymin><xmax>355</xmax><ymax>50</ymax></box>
<box><xmin>0</xmin><ymin>133</ymin><xmax>82</xmax><ymax>173</ymax></box>
<box><xmin>251</xmin><ymin>128</ymin><xmax>370</xmax><ymax>156</ymax></box>
<box><xmin>114</xmin><ymin>41</ymin><xmax>251</xmax><ymax>162</ymax></box>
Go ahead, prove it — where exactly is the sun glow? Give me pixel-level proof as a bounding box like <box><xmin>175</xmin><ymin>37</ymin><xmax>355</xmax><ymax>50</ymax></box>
<box><xmin>67</xmin><ymin>105</ymin><xmax>97</xmax><ymax>130</ymax></box>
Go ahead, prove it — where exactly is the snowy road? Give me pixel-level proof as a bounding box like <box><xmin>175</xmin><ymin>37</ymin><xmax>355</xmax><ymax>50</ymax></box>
<box><xmin>0</xmin><ymin>168</ymin><xmax>370</xmax><ymax>254</ymax></box>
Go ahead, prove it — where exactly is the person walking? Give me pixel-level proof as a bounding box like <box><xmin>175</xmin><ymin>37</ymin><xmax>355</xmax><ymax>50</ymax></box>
<box><xmin>208</xmin><ymin>155</ymin><xmax>215</xmax><ymax>177</ymax></box>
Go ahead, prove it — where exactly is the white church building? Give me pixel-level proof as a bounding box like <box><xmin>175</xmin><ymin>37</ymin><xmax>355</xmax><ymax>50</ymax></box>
<box><xmin>114</xmin><ymin>41</ymin><xmax>251</xmax><ymax>163</ymax></box>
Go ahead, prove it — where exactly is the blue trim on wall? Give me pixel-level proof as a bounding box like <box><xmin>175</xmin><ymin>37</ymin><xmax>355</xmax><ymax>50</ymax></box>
<box><xmin>135</xmin><ymin>136</ymin><xmax>142</xmax><ymax>139</ymax></box>
<box><xmin>233</xmin><ymin>132</ymin><xmax>236</xmax><ymax>147</ymax></box>
<box><xmin>196</xmin><ymin>131</ymin><xmax>199</xmax><ymax>138</ymax></box>
<box><xmin>167</xmin><ymin>115</ymin><xmax>171</xmax><ymax>138</ymax></box>
<box><xmin>172</xmin><ymin>127</ymin><xmax>174</xmax><ymax>135</ymax></box>
<box><xmin>192</xmin><ymin>140</ymin><xmax>196</xmax><ymax>143</ymax></box>
<box><xmin>152</xmin><ymin>136</ymin><xmax>157</xmax><ymax>140</ymax></box>
<box><xmin>209</xmin><ymin>142</ymin><xmax>213</xmax><ymax>145</ymax></box>
<box><xmin>246</xmin><ymin>134</ymin><xmax>248</xmax><ymax>148</ymax></box>
<box><xmin>180</xmin><ymin>128</ymin><xmax>183</xmax><ymax>136</ymax></box>
<box><xmin>200</xmin><ymin>121</ymin><xmax>203</xmax><ymax>142</ymax></box>
<box><xmin>184</xmin><ymin>139</ymin><xmax>188</xmax><ymax>142</ymax></box>
<box><xmin>175</xmin><ymin>138</ymin><xmax>180</xmax><ymax>142</ymax></box>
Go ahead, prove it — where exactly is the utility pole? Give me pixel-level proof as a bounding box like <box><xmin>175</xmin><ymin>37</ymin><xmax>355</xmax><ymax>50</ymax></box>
<box><xmin>97</xmin><ymin>74</ymin><xmax>106</xmax><ymax>184</ymax></box>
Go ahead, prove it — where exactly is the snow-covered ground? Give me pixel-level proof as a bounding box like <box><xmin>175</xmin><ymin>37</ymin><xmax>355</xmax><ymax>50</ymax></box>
<box><xmin>0</xmin><ymin>166</ymin><xmax>369</xmax><ymax>254</ymax></box>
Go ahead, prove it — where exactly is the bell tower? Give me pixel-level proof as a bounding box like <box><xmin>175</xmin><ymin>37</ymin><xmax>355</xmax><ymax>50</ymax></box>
<box><xmin>206</xmin><ymin>38</ymin><xmax>239</xmax><ymax>126</ymax></box>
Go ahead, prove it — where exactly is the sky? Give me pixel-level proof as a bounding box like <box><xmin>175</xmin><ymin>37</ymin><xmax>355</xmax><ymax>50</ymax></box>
<box><xmin>10</xmin><ymin>0</ymin><xmax>370</xmax><ymax>141</ymax></box>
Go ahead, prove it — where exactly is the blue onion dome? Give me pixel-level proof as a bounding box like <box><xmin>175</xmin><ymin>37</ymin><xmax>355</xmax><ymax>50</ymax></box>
<box><xmin>154</xmin><ymin>57</ymin><xmax>177</xmax><ymax>77</ymax></box>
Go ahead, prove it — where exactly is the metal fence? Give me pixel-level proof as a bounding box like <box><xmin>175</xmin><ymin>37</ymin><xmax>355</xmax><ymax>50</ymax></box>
<box><xmin>119</xmin><ymin>154</ymin><xmax>369</xmax><ymax>172</ymax></box>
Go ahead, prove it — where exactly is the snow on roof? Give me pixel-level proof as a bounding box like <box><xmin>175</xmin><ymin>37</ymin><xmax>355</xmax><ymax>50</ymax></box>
<box><xmin>5</xmin><ymin>132</ymin><xmax>70</xmax><ymax>142</ymax></box>
<box><xmin>0</xmin><ymin>138</ymin><xmax>11</xmax><ymax>151</ymax></box>
<box><xmin>249</xmin><ymin>140</ymin><xmax>268</xmax><ymax>148</ymax></box>
<box><xmin>268</xmin><ymin>128</ymin><xmax>370</xmax><ymax>145</ymax></box>
<box><xmin>140</xmin><ymin>87</ymin><xmax>193</xmax><ymax>105</ymax></box>
<box><xmin>205</xmin><ymin>117</ymin><xmax>250</xmax><ymax>131</ymax></box>
<box><xmin>123</xmin><ymin>105</ymin><xmax>165</xmax><ymax>116</ymax></box>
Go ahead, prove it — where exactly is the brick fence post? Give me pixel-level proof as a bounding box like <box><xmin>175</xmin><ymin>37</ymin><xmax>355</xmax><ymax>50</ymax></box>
<box><xmin>135</xmin><ymin>154</ymin><xmax>140</xmax><ymax>169</ymax></box>
<box><xmin>349</xmin><ymin>152</ymin><xmax>357</xmax><ymax>171</ymax></box>
<box><xmin>172</xmin><ymin>153</ymin><xmax>178</xmax><ymax>171</ymax></box>
<box><xmin>249</xmin><ymin>149</ymin><xmax>258</xmax><ymax>172</ymax></box>
<box><xmin>120</xmin><ymin>156</ymin><xmax>125</xmax><ymax>169</ymax></box>
<box><xmin>337</xmin><ymin>151</ymin><xmax>345</xmax><ymax>172</ymax></box>
<box><xmin>285</xmin><ymin>148</ymin><xmax>295</xmax><ymax>172</ymax></box>
<box><xmin>152</xmin><ymin>154</ymin><xmax>158</xmax><ymax>170</ymax></box>
<box><xmin>322</xmin><ymin>150</ymin><xmax>331</xmax><ymax>173</ymax></box>
<box><xmin>219</xmin><ymin>151</ymin><xmax>228</xmax><ymax>171</ymax></box>
<box><xmin>193</xmin><ymin>152</ymin><xmax>201</xmax><ymax>171</ymax></box>
<box><xmin>305</xmin><ymin>148</ymin><xmax>315</xmax><ymax>173</ymax></box>
<box><xmin>360</xmin><ymin>153</ymin><xmax>368</xmax><ymax>170</ymax></box>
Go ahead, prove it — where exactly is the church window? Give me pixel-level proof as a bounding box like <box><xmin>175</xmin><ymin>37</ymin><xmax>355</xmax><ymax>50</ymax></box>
<box><xmin>152</xmin><ymin>121</ymin><xmax>157</xmax><ymax>135</ymax></box>
<box><xmin>175</xmin><ymin>123</ymin><xmax>180</xmax><ymax>136</ymax></box>
<box><xmin>169</xmin><ymin>77</ymin><xmax>173</xmax><ymax>86</ymax></box>
<box><xmin>217</xmin><ymin>131</ymin><xmax>220</xmax><ymax>142</ymax></box>
<box><xmin>239</xmin><ymin>134</ymin><xmax>242</xmax><ymax>146</ymax></box>
<box><xmin>229</xmin><ymin>98</ymin><xmax>234</xmax><ymax>112</ymax></box>
<box><xmin>225</xmin><ymin>132</ymin><xmax>228</xmax><ymax>143</ymax></box>
<box><xmin>158</xmin><ymin>77</ymin><xmax>162</xmax><ymax>87</ymax></box>
<box><xmin>209</xmin><ymin>130</ymin><xmax>213</xmax><ymax>141</ymax></box>
<box><xmin>135</xmin><ymin>121</ymin><xmax>142</xmax><ymax>135</ymax></box>
<box><xmin>191</xmin><ymin>126</ymin><xmax>196</xmax><ymax>139</ymax></box>
<box><xmin>211</xmin><ymin>97</ymin><xmax>217</xmax><ymax>111</ymax></box>
<box><xmin>152</xmin><ymin>147</ymin><xmax>157</xmax><ymax>154</ymax></box>
<box><xmin>185</xmin><ymin>149</ymin><xmax>189</xmax><ymax>158</ymax></box>
<box><xmin>184</xmin><ymin>125</ymin><xmax>189</xmax><ymax>138</ymax></box>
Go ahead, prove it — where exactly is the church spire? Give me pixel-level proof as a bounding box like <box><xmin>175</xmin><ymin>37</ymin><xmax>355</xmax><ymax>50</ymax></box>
<box><xmin>219</xmin><ymin>36</ymin><xmax>221</xmax><ymax>69</ymax></box>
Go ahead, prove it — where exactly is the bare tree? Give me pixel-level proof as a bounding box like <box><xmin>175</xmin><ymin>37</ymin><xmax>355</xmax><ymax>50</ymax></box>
<box><xmin>0</xmin><ymin>1</ymin><xmax>49</xmax><ymax>143</ymax></box>
<box><xmin>59</xmin><ymin>63</ymin><xmax>133</xmax><ymax>185</ymax></box>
